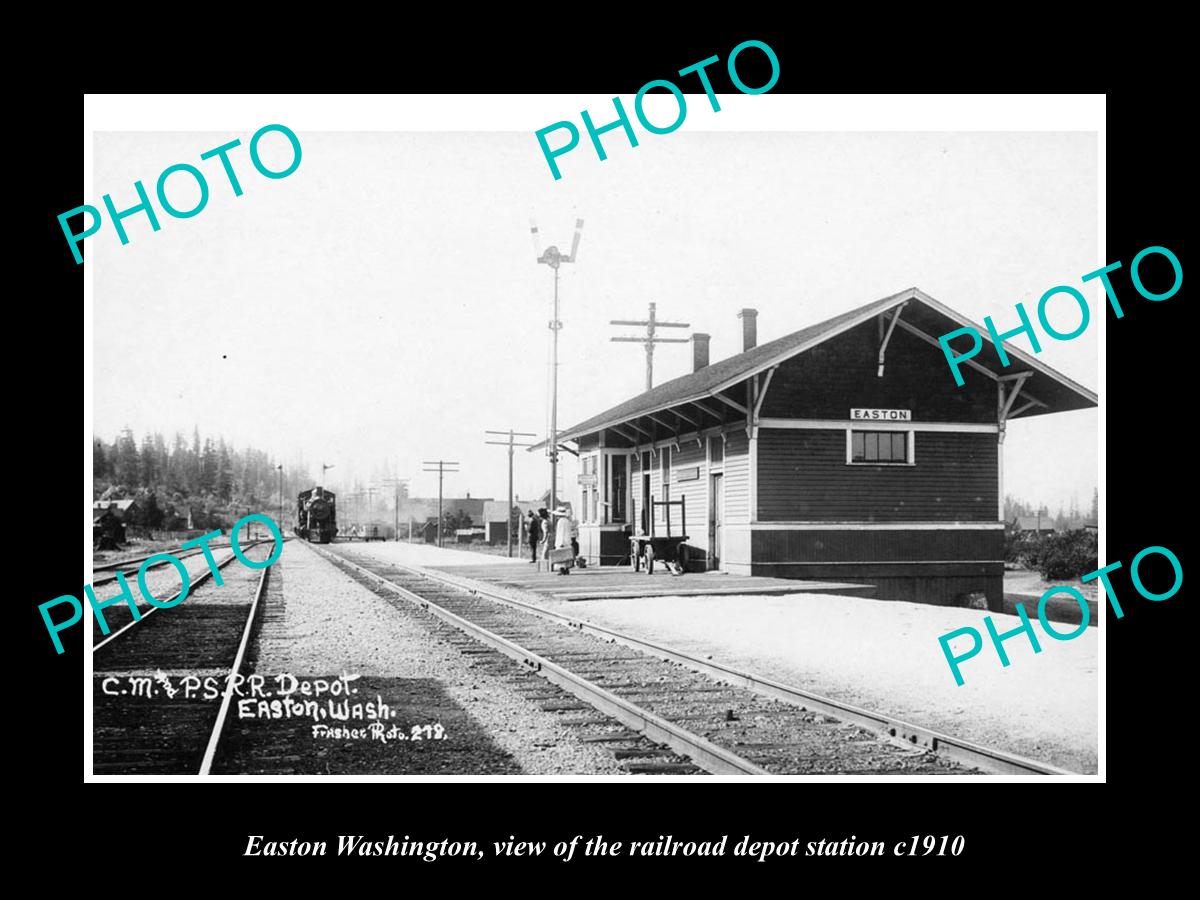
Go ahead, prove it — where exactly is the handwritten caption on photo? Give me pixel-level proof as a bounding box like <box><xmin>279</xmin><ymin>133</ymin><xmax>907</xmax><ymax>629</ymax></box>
<box><xmin>100</xmin><ymin>670</ymin><xmax>445</xmax><ymax>745</ymax></box>
<box><xmin>45</xmin><ymin>512</ymin><xmax>283</xmax><ymax>654</ymax></box>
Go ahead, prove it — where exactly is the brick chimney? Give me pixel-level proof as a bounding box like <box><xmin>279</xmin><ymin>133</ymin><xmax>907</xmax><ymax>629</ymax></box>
<box><xmin>692</xmin><ymin>332</ymin><xmax>711</xmax><ymax>371</ymax></box>
<box><xmin>738</xmin><ymin>308</ymin><xmax>758</xmax><ymax>351</ymax></box>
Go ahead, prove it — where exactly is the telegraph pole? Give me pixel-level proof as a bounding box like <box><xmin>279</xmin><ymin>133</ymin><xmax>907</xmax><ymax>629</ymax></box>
<box><xmin>383</xmin><ymin>477</ymin><xmax>409</xmax><ymax>541</ymax></box>
<box><xmin>276</xmin><ymin>464</ymin><xmax>284</xmax><ymax>531</ymax></box>
<box><xmin>610</xmin><ymin>302</ymin><xmax>691</xmax><ymax>391</ymax></box>
<box><xmin>422</xmin><ymin>460</ymin><xmax>460</xmax><ymax>547</ymax></box>
<box><xmin>530</xmin><ymin>218</ymin><xmax>583</xmax><ymax>510</ymax></box>
<box><xmin>485</xmin><ymin>430</ymin><xmax>537</xmax><ymax>557</ymax></box>
<box><xmin>345</xmin><ymin>490</ymin><xmax>366</xmax><ymax>534</ymax></box>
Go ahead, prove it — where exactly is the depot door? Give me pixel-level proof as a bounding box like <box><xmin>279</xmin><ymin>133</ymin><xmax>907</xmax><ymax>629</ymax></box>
<box><xmin>710</xmin><ymin>472</ymin><xmax>724</xmax><ymax>570</ymax></box>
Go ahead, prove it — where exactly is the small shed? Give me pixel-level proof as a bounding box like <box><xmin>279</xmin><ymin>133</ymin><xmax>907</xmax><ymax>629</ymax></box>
<box><xmin>483</xmin><ymin>499</ymin><xmax>539</xmax><ymax>545</ymax></box>
<box><xmin>93</xmin><ymin>506</ymin><xmax>126</xmax><ymax>548</ymax></box>
<box><xmin>1012</xmin><ymin>515</ymin><xmax>1057</xmax><ymax>535</ymax></box>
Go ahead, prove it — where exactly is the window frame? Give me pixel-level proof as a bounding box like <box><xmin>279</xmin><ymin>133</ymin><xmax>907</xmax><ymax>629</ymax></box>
<box><xmin>845</xmin><ymin>428</ymin><xmax>915</xmax><ymax>466</ymax></box>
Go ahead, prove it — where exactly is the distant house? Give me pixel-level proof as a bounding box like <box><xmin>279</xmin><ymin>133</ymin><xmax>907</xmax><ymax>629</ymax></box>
<box><xmin>483</xmin><ymin>499</ymin><xmax>539</xmax><ymax>545</ymax></box>
<box><xmin>93</xmin><ymin>498</ymin><xmax>140</xmax><ymax>521</ymax></box>
<box><xmin>93</xmin><ymin>506</ymin><xmax>126</xmax><ymax>547</ymax></box>
<box><xmin>1012</xmin><ymin>515</ymin><xmax>1056</xmax><ymax>535</ymax></box>
<box><xmin>1082</xmin><ymin>521</ymin><xmax>1098</xmax><ymax>533</ymax></box>
<box><xmin>397</xmin><ymin>494</ymin><xmax>494</xmax><ymax>527</ymax></box>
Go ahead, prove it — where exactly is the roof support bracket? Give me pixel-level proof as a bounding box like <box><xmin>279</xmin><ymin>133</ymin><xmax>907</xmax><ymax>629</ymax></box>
<box><xmin>610</xmin><ymin>424</ymin><xmax>640</xmax><ymax>445</ymax></box>
<box><xmin>1008</xmin><ymin>398</ymin><xmax>1043</xmax><ymax>419</ymax></box>
<box><xmin>712</xmin><ymin>391</ymin><xmax>749</xmax><ymax>415</ymax></box>
<box><xmin>691</xmin><ymin>399</ymin><xmax>726</xmax><ymax>422</ymax></box>
<box><xmin>877</xmin><ymin>302</ymin><xmax>907</xmax><ymax>377</ymax></box>
<box><xmin>1000</xmin><ymin>372</ymin><xmax>1033</xmax><ymax>424</ymax></box>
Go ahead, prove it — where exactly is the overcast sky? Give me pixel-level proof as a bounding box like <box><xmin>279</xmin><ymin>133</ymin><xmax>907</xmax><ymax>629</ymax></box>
<box><xmin>93</xmin><ymin>130</ymin><xmax>1097</xmax><ymax>514</ymax></box>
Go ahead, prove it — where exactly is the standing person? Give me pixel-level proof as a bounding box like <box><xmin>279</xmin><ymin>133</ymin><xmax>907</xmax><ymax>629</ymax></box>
<box><xmin>553</xmin><ymin>506</ymin><xmax>573</xmax><ymax>575</ymax></box>
<box><xmin>537</xmin><ymin>508</ymin><xmax>551</xmax><ymax>571</ymax></box>
<box><xmin>569</xmin><ymin>509</ymin><xmax>580</xmax><ymax>561</ymax></box>
<box><xmin>526</xmin><ymin>510</ymin><xmax>540</xmax><ymax>563</ymax></box>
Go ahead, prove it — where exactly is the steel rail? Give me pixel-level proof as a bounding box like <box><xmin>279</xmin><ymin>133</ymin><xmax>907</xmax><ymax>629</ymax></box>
<box><xmin>358</xmin><ymin>554</ymin><xmax>1075</xmax><ymax>777</ymax></box>
<box><xmin>313</xmin><ymin>545</ymin><xmax>769</xmax><ymax>777</ymax></box>
<box><xmin>93</xmin><ymin>545</ymin><xmax>227</xmax><ymax>573</ymax></box>
<box><xmin>92</xmin><ymin>538</ymin><xmax>276</xmax><ymax>584</ymax></box>
<box><xmin>92</xmin><ymin>551</ymin><xmax>245</xmax><ymax>652</ymax></box>
<box><xmin>198</xmin><ymin>565</ymin><xmax>271</xmax><ymax>775</ymax></box>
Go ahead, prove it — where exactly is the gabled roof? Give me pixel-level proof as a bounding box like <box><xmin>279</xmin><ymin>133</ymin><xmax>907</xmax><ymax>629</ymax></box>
<box><xmin>548</xmin><ymin>287</ymin><xmax>1097</xmax><ymax>444</ymax></box>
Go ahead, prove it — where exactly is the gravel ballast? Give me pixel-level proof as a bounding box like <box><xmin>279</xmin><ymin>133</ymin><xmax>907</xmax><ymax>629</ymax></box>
<box><xmin>248</xmin><ymin>541</ymin><xmax>626</xmax><ymax>775</ymax></box>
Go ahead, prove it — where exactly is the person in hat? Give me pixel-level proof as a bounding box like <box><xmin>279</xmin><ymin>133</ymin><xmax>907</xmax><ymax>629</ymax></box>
<box><xmin>552</xmin><ymin>506</ymin><xmax>574</xmax><ymax>574</ymax></box>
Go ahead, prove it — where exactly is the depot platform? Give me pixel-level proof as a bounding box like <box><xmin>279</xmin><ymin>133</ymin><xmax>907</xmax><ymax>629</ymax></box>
<box><xmin>429</xmin><ymin>561</ymin><xmax>875</xmax><ymax>602</ymax></box>
<box><xmin>344</xmin><ymin>541</ymin><xmax>1099</xmax><ymax>774</ymax></box>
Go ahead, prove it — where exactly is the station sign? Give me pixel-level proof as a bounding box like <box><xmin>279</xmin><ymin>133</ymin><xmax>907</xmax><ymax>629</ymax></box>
<box><xmin>850</xmin><ymin>408</ymin><xmax>912</xmax><ymax>421</ymax></box>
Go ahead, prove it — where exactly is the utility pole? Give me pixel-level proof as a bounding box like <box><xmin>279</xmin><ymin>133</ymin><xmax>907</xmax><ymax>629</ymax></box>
<box><xmin>422</xmin><ymin>460</ymin><xmax>460</xmax><ymax>547</ymax></box>
<box><xmin>383</xmin><ymin>477</ymin><xmax>409</xmax><ymax>541</ymax></box>
<box><xmin>485</xmin><ymin>430</ymin><xmax>537</xmax><ymax>557</ymax></box>
<box><xmin>530</xmin><ymin>217</ymin><xmax>583</xmax><ymax>511</ymax></box>
<box><xmin>344</xmin><ymin>490</ymin><xmax>366</xmax><ymax>535</ymax></box>
<box><xmin>610</xmin><ymin>301</ymin><xmax>691</xmax><ymax>391</ymax></box>
<box><xmin>276</xmin><ymin>464</ymin><xmax>284</xmax><ymax>532</ymax></box>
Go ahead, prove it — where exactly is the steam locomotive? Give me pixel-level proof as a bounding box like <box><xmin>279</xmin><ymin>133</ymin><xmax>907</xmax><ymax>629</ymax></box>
<box><xmin>297</xmin><ymin>486</ymin><xmax>338</xmax><ymax>543</ymax></box>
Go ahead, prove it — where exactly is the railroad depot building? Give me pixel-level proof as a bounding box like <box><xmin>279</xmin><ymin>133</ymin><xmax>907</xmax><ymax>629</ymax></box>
<box><xmin>553</xmin><ymin>288</ymin><xmax>1096</xmax><ymax>610</ymax></box>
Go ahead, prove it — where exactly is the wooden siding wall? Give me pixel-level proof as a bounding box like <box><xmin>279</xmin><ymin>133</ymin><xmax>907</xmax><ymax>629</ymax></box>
<box><xmin>664</xmin><ymin>441</ymin><xmax>708</xmax><ymax>551</ymax></box>
<box><xmin>750</xmin><ymin>528</ymin><xmax>1003</xmax><ymax>562</ymax></box>
<box><xmin>757</xmin><ymin>428</ymin><xmax>998</xmax><ymax>522</ymax></box>
<box><xmin>760</xmin><ymin>322</ymin><xmax>996</xmax><ymax>422</ymax></box>
<box><xmin>724</xmin><ymin>430</ymin><xmax>751</xmax><ymax>523</ymax></box>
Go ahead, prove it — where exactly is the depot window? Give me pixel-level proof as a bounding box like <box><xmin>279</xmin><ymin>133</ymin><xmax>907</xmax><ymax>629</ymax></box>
<box><xmin>847</xmin><ymin>429</ymin><xmax>914</xmax><ymax>465</ymax></box>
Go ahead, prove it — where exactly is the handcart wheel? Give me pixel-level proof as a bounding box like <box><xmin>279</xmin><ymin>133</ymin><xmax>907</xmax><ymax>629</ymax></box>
<box><xmin>645</xmin><ymin>542</ymin><xmax>655</xmax><ymax>574</ymax></box>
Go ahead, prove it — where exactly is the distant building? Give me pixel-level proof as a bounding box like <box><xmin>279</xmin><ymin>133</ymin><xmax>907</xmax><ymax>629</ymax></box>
<box><xmin>397</xmin><ymin>494</ymin><xmax>493</xmax><ymax>526</ymax></box>
<box><xmin>483</xmin><ymin>499</ymin><xmax>539</xmax><ymax>545</ymax></box>
<box><xmin>420</xmin><ymin>520</ymin><xmax>438</xmax><ymax>544</ymax></box>
<box><xmin>1012</xmin><ymin>515</ymin><xmax>1057</xmax><ymax>535</ymax></box>
<box><xmin>93</xmin><ymin>498</ymin><xmax>140</xmax><ymax>521</ymax></box>
<box><xmin>93</xmin><ymin>506</ymin><xmax>126</xmax><ymax>547</ymax></box>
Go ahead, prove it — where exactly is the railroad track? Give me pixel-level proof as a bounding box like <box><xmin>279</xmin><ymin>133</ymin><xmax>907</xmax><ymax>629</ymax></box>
<box><xmin>366</xmin><ymin>557</ymin><xmax>1073</xmax><ymax>776</ymax></box>
<box><xmin>91</xmin><ymin>546</ymin><xmax>270</xmax><ymax>775</ymax></box>
<box><xmin>92</xmin><ymin>538</ymin><xmax>273</xmax><ymax>587</ymax></box>
<box><xmin>317</xmin><ymin>545</ymin><xmax>1058</xmax><ymax>775</ymax></box>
